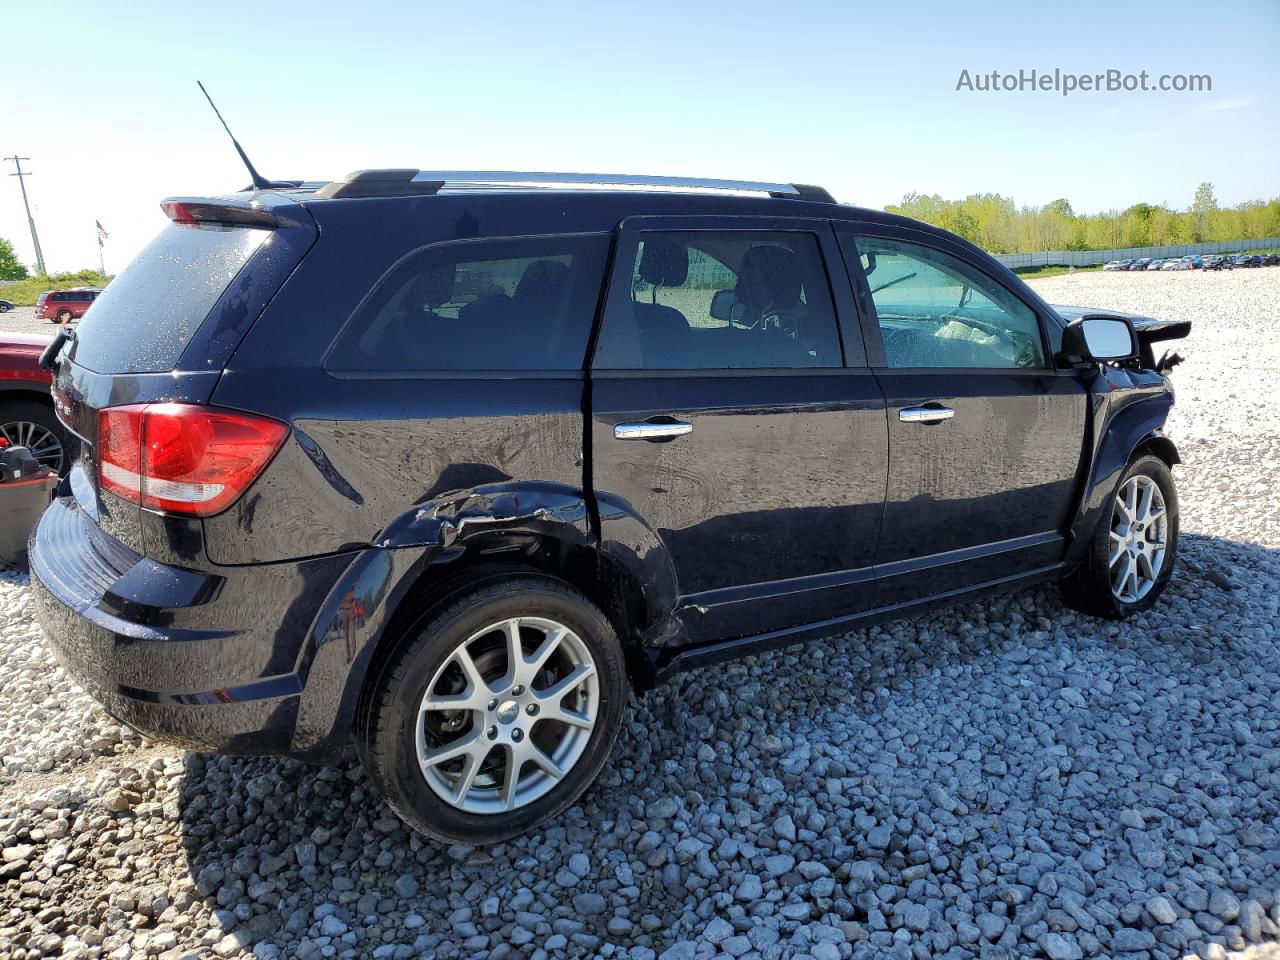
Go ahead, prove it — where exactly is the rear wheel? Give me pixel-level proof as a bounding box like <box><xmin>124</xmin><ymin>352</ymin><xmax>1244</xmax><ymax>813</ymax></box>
<box><xmin>1061</xmin><ymin>455</ymin><xmax>1178</xmax><ymax>618</ymax></box>
<box><xmin>55</xmin><ymin>310</ymin><xmax>73</xmax><ymax>324</ymax></box>
<box><xmin>358</xmin><ymin>575</ymin><xmax>626</xmax><ymax>843</ymax></box>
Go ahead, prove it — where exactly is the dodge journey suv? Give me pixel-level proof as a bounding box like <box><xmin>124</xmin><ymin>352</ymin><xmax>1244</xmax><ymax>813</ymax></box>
<box><xmin>32</xmin><ymin>170</ymin><xmax>1190</xmax><ymax>843</ymax></box>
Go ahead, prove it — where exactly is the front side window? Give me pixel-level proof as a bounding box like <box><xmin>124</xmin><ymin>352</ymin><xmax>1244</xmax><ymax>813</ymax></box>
<box><xmin>593</xmin><ymin>231</ymin><xmax>843</xmax><ymax>370</ymax></box>
<box><xmin>848</xmin><ymin>236</ymin><xmax>1045</xmax><ymax>369</ymax></box>
<box><xmin>327</xmin><ymin>235</ymin><xmax>609</xmax><ymax>372</ymax></box>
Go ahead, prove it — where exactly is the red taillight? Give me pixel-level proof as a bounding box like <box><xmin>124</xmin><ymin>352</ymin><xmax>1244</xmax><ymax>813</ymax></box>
<box><xmin>97</xmin><ymin>404</ymin><xmax>288</xmax><ymax>517</ymax></box>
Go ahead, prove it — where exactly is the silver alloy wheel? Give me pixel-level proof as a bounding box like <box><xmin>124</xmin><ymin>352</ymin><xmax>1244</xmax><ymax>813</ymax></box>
<box><xmin>0</xmin><ymin>421</ymin><xmax>64</xmax><ymax>474</ymax></box>
<box><xmin>1109</xmin><ymin>474</ymin><xmax>1167</xmax><ymax>603</ymax></box>
<box><xmin>416</xmin><ymin>616</ymin><xmax>597</xmax><ymax>814</ymax></box>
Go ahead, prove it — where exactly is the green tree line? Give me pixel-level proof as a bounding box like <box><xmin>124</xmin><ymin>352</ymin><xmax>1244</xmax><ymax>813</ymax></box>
<box><xmin>885</xmin><ymin>183</ymin><xmax>1280</xmax><ymax>254</ymax></box>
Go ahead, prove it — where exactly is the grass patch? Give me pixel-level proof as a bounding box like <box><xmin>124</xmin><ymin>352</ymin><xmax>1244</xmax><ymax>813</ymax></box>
<box><xmin>0</xmin><ymin>270</ymin><xmax>110</xmax><ymax>306</ymax></box>
<box><xmin>1012</xmin><ymin>264</ymin><xmax>1106</xmax><ymax>280</ymax></box>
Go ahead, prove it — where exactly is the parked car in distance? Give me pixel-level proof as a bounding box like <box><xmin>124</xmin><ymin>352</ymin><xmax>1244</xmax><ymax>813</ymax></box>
<box><xmin>1131</xmin><ymin>258</ymin><xmax>1153</xmax><ymax>271</ymax></box>
<box><xmin>1146</xmin><ymin>259</ymin><xmax>1166</xmax><ymax>270</ymax></box>
<box><xmin>1160</xmin><ymin>258</ymin><xmax>1187</xmax><ymax>271</ymax></box>
<box><xmin>0</xmin><ymin>332</ymin><xmax>71</xmax><ymax>474</ymax></box>
<box><xmin>1263</xmin><ymin>253</ymin><xmax>1280</xmax><ymax>266</ymax></box>
<box><xmin>35</xmin><ymin>288</ymin><xmax>100</xmax><ymax>324</ymax></box>
<box><xmin>1103</xmin><ymin>260</ymin><xmax>1126</xmax><ymax>271</ymax></box>
<box><xmin>0</xmin><ymin>299</ymin><xmax>14</xmax><ymax>313</ymax></box>
<box><xmin>1236</xmin><ymin>254</ymin><xmax>1263</xmax><ymax>268</ymax></box>
<box><xmin>1203</xmin><ymin>256</ymin><xmax>1228</xmax><ymax>271</ymax></box>
<box><xmin>31</xmin><ymin>169</ymin><xmax>1190</xmax><ymax>844</ymax></box>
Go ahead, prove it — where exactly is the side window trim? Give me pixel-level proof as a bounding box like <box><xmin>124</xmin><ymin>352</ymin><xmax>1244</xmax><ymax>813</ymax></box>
<box><xmin>837</xmin><ymin>225</ymin><xmax>1055</xmax><ymax>372</ymax></box>
<box><xmin>592</xmin><ymin>218</ymin><xmax>858</xmax><ymax>373</ymax></box>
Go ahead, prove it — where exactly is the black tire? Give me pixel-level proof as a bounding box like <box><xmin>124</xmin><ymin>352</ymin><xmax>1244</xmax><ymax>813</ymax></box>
<box><xmin>0</xmin><ymin>302</ymin><xmax>11</xmax><ymax>313</ymax></box>
<box><xmin>358</xmin><ymin>574</ymin><xmax>626</xmax><ymax>844</ymax></box>
<box><xmin>55</xmin><ymin>310</ymin><xmax>73</xmax><ymax>324</ymax></box>
<box><xmin>0</xmin><ymin>401</ymin><xmax>70</xmax><ymax>475</ymax></box>
<box><xmin>1061</xmin><ymin>455</ymin><xmax>1179</xmax><ymax>618</ymax></box>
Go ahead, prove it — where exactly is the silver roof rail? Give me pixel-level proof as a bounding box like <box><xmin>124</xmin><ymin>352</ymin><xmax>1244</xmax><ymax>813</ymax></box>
<box><xmin>412</xmin><ymin>171</ymin><xmax>833</xmax><ymax>200</ymax></box>
<box><xmin>313</xmin><ymin>169</ymin><xmax>835</xmax><ymax>202</ymax></box>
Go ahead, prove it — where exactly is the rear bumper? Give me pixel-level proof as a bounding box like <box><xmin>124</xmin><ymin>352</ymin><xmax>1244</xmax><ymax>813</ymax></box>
<box><xmin>29</xmin><ymin>496</ymin><xmax>354</xmax><ymax>757</ymax></box>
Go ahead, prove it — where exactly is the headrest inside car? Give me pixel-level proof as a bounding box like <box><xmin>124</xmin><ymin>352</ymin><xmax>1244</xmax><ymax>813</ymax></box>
<box><xmin>736</xmin><ymin>245</ymin><xmax>802</xmax><ymax>311</ymax></box>
<box><xmin>638</xmin><ymin>237</ymin><xmax>689</xmax><ymax>287</ymax></box>
<box><xmin>412</xmin><ymin>264</ymin><xmax>456</xmax><ymax>307</ymax></box>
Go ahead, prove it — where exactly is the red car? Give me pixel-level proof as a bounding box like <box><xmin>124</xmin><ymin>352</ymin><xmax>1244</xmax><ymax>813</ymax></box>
<box><xmin>0</xmin><ymin>333</ymin><xmax>68</xmax><ymax>473</ymax></box>
<box><xmin>35</xmin><ymin>288</ymin><xmax>100</xmax><ymax>324</ymax></box>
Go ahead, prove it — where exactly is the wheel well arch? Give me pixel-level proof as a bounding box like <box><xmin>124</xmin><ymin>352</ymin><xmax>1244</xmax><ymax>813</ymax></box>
<box><xmin>351</xmin><ymin>532</ymin><xmax>659</xmax><ymax>745</ymax></box>
<box><xmin>1132</xmin><ymin>432</ymin><xmax>1180</xmax><ymax>468</ymax></box>
<box><xmin>0</xmin><ymin>386</ymin><xmax>55</xmax><ymax>408</ymax></box>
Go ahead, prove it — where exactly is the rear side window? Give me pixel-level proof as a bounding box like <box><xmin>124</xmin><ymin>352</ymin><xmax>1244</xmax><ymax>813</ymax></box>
<box><xmin>72</xmin><ymin>224</ymin><xmax>268</xmax><ymax>374</ymax></box>
<box><xmin>593</xmin><ymin>231</ymin><xmax>843</xmax><ymax>370</ymax></box>
<box><xmin>326</xmin><ymin>235</ymin><xmax>609</xmax><ymax>373</ymax></box>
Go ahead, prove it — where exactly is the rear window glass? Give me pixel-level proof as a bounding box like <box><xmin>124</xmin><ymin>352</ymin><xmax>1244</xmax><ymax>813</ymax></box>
<box><xmin>71</xmin><ymin>224</ymin><xmax>268</xmax><ymax>374</ymax></box>
<box><xmin>326</xmin><ymin>234</ymin><xmax>609</xmax><ymax>373</ymax></box>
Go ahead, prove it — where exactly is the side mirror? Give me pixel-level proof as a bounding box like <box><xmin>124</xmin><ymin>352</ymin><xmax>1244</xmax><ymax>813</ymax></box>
<box><xmin>1062</xmin><ymin>316</ymin><xmax>1138</xmax><ymax>363</ymax></box>
<box><xmin>709</xmin><ymin>289</ymin><xmax>736</xmax><ymax>322</ymax></box>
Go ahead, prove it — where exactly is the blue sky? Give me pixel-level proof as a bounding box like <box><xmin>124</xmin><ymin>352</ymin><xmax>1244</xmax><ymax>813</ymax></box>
<box><xmin>2</xmin><ymin>0</ymin><xmax>1276</xmax><ymax>272</ymax></box>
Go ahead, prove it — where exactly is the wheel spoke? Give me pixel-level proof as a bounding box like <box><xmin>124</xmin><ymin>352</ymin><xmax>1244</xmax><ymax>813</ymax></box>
<box><xmin>499</xmin><ymin>745</ymin><xmax>522</xmax><ymax>811</ymax></box>
<box><xmin>521</xmin><ymin>626</ymin><xmax>565</xmax><ymax>685</ymax></box>
<box><xmin>1112</xmin><ymin>555</ymin><xmax>1133</xmax><ymax>596</ymax></box>
<box><xmin>1136</xmin><ymin>480</ymin><xmax>1155</xmax><ymax>524</ymax></box>
<box><xmin>1124</xmin><ymin>481</ymin><xmax>1138</xmax><ymax>521</ymax></box>
<box><xmin>500</xmin><ymin>618</ymin><xmax>523</xmax><ymax>688</ymax></box>
<box><xmin>421</xmin><ymin>688</ymin><xmax>487</xmax><ymax>712</ymax></box>
<box><xmin>450</xmin><ymin>743</ymin><xmax>489</xmax><ymax>804</ymax></box>
<box><xmin>453</xmin><ymin>643</ymin><xmax>492</xmax><ymax>699</ymax></box>
<box><xmin>527</xmin><ymin>742</ymin><xmax>565</xmax><ymax>780</ymax></box>
<box><xmin>421</xmin><ymin>729</ymin><xmax>484</xmax><ymax>768</ymax></box>
<box><xmin>544</xmin><ymin>704</ymin><xmax>594</xmax><ymax>730</ymax></box>
<box><xmin>1108</xmin><ymin>531</ymin><xmax>1126</xmax><ymax>567</ymax></box>
<box><xmin>535</xmin><ymin>663</ymin><xmax>594</xmax><ymax>703</ymax></box>
<box><xmin>1135</xmin><ymin>551</ymin><xmax>1155</xmax><ymax>581</ymax></box>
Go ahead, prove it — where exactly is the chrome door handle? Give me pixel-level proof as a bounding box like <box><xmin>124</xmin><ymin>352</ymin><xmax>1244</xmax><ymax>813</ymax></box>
<box><xmin>899</xmin><ymin>405</ymin><xmax>955</xmax><ymax>424</ymax></box>
<box><xmin>613</xmin><ymin>420</ymin><xmax>693</xmax><ymax>441</ymax></box>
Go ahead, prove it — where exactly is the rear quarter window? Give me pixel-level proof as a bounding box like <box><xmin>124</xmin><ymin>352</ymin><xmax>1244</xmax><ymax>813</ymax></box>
<box><xmin>325</xmin><ymin>234</ymin><xmax>610</xmax><ymax>374</ymax></box>
<box><xmin>70</xmin><ymin>223</ymin><xmax>269</xmax><ymax>374</ymax></box>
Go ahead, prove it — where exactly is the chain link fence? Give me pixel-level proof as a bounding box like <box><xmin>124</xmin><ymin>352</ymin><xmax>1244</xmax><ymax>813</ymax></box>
<box><xmin>994</xmin><ymin>237</ymin><xmax>1280</xmax><ymax>269</ymax></box>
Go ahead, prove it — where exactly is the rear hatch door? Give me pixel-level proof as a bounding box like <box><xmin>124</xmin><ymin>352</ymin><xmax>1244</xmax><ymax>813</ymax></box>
<box><xmin>53</xmin><ymin>198</ymin><xmax>317</xmax><ymax>557</ymax></box>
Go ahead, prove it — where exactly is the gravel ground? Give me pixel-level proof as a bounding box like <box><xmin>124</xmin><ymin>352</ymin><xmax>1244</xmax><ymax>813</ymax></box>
<box><xmin>1</xmin><ymin>270</ymin><xmax>1278</xmax><ymax>960</ymax></box>
<box><xmin>0</xmin><ymin>306</ymin><xmax>56</xmax><ymax>335</ymax></box>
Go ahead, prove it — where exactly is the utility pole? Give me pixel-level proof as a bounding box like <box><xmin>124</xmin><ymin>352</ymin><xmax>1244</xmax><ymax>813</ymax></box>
<box><xmin>4</xmin><ymin>156</ymin><xmax>47</xmax><ymax>276</ymax></box>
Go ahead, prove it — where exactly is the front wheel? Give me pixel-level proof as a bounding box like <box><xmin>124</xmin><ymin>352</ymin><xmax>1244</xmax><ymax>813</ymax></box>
<box><xmin>1061</xmin><ymin>455</ymin><xmax>1179</xmax><ymax>618</ymax></box>
<box><xmin>358</xmin><ymin>575</ymin><xmax>627</xmax><ymax>843</ymax></box>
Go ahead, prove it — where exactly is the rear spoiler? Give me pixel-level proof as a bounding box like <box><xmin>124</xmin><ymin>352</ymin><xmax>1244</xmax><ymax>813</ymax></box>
<box><xmin>160</xmin><ymin>198</ymin><xmax>280</xmax><ymax>229</ymax></box>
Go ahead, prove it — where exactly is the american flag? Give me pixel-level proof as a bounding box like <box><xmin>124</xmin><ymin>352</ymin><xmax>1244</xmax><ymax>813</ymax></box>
<box><xmin>96</xmin><ymin>220</ymin><xmax>109</xmax><ymax>243</ymax></box>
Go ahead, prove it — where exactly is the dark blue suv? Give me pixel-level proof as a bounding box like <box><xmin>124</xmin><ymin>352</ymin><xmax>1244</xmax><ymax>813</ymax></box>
<box><xmin>31</xmin><ymin>170</ymin><xmax>1189</xmax><ymax>842</ymax></box>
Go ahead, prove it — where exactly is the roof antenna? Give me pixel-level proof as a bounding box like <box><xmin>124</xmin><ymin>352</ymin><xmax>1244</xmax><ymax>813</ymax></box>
<box><xmin>197</xmin><ymin>81</ymin><xmax>293</xmax><ymax>191</ymax></box>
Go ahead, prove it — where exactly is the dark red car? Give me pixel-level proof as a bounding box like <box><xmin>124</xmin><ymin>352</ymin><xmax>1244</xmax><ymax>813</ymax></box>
<box><xmin>35</xmin><ymin>288</ymin><xmax>100</xmax><ymax>324</ymax></box>
<box><xmin>0</xmin><ymin>333</ymin><xmax>67</xmax><ymax>472</ymax></box>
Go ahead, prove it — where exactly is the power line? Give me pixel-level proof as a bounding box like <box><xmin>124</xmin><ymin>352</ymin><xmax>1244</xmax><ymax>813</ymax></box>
<box><xmin>4</xmin><ymin>156</ymin><xmax>47</xmax><ymax>276</ymax></box>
